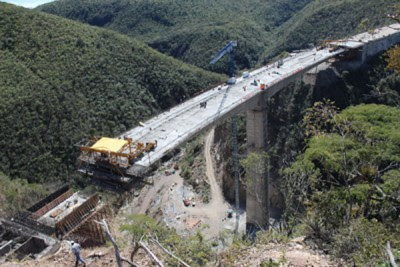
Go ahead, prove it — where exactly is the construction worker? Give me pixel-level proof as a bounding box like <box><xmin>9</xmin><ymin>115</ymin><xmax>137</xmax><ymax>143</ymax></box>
<box><xmin>71</xmin><ymin>241</ymin><xmax>86</xmax><ymax>267</ymax></box>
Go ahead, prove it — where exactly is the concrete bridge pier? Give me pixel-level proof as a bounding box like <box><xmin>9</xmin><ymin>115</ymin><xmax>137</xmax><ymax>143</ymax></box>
<box><xmin>246</xmin><ymin>93</ymin><xmax>269</xmax><ymax>235</ymax></box>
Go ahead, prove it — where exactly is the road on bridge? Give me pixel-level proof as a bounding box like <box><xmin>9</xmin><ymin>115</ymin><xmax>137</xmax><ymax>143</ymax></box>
<box><xmin>121</xmin><ymin>24</ymin><xmax>400</xmax><ymax>175</ymax></box>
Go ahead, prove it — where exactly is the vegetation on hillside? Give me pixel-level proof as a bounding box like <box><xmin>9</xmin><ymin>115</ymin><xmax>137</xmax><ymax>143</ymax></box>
<box><xmin>0</xmin><ymin>3</ymin><xmax>223</xmax><ymax>184</ymax></box>
<box><xmin>282</xmin><ymin>103</ymin><xmax>400</xmax><ymax>265</ymax></box>
<box><xmin>261</xmin><ymin>0</ymin><xmax>396</xmax><ymax>60</ymax></box>
<box><xmin>0</xmin><ymin>173</ymin><xmax>48</xmax><ymax>217</ymax></box>
<box><xmin>38</xmin><ymin>0</ymin><xmax>395</xmax><ymax>73</ymax></box>
<box><xmin>121</xmin><ymin>214</ymin><xmax>214</xmax><ymax>267</ymax></box>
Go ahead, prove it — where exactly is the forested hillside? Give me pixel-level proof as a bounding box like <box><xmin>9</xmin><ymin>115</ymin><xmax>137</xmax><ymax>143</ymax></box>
<box><xmin>38</xmin><ymin>0</ymin><xmax>395</xmax><ymax>72</ymax></box>
<box><xmin>282</xmin><ymin>103</ymin><xmax>400</xmax><ymax>265</ymax></box>
<box><xmin>0</xmin><ymin>3</ymin><xmax>223</xmax><ymax>184</ymax></box>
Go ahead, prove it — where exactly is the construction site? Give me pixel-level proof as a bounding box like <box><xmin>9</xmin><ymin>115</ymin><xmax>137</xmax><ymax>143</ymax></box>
<box><xmin>73</xmin><ymin>24</ymin><xmax>400</xmax><ymax>232</ymax></box>
<box><xmin>77</xmin><ymin>24</ymin><xmax>400</xmax><ymax>185</ymax></box>
<box><xmin>0</xmin><ymin>185</ymin><xmax>111</xmax><ymax>263</ymax></box>
<box><xmin>1</xmin><ymin>24</ymin><xmax>400</xmax><ymax>266</ymax></box>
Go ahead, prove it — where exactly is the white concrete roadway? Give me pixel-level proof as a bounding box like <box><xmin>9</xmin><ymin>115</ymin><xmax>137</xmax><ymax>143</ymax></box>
<box><xmin>120</xmin><ymin>24</ymin><xmax>400</xmax><ymax>173</ymax></box>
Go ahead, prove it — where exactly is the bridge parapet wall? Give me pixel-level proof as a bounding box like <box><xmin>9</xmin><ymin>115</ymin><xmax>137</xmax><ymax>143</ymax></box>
<box><xmin>362</xmin><ymin>29</ymin><xmax>400</xmax><ymax>62</ymax></box>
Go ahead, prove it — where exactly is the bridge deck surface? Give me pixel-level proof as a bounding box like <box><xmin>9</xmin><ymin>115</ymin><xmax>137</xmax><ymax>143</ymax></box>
<box><xmin>122</xmin><ymin>48</ymin><xmax>340</xmax><ymax>172</ymax></box>
<box><xmin>120</xmin><ymin>24</ymin><xmax>400</xmax><ymax>174</ymax></box>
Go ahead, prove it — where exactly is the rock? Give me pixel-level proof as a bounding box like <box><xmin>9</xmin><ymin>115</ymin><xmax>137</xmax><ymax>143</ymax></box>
<box><xmin>291</xmin><ymin>236</ymin><xmax>305</xmax><ymax>244</ymax></box>
<box><xmin>294</xmin><ymin>244</ymin><xmax>304</xmax><ymax>250</ymax></box>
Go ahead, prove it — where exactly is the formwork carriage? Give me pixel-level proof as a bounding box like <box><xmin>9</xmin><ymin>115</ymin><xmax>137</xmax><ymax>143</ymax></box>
<box><xmin>77</xmin><ymin>136</ymin><xmax>157</xmax><ymax>185</ymax></box>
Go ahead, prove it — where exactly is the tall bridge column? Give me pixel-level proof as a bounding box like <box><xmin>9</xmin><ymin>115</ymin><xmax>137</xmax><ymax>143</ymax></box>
<box><xmin>246</xmin><ymin>94</ymin><xmax>269</xmax><ymax>234</ymax></box>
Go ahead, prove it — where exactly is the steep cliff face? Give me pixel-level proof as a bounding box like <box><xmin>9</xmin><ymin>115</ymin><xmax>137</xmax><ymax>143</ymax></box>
<box><xmin>213</xmin><ymin>122</ymin><xmax>246</xmax><ymax>206</ymax></box>
<box><xmin>215</xmin><ymin>53</ymin><xmax>400</xmax><ymax>214</ymax></box>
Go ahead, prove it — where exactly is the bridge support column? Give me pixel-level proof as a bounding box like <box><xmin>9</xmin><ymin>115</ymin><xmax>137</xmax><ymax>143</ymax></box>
<box><xmin>246</xmin><ymin>94</ymin><xmax>269</xmax><ymax>235</ymax></box>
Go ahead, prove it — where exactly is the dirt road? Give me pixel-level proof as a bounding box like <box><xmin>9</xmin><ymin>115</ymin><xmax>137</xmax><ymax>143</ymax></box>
<box><xmin>205</xmin><ymin>128</ymin><xmax>226</xmax><ymax>210</ymax></box>
<box><xmin>123</xmin><ymin>129</ymin><xmax>244</xmax><ymax>238</ymax></box>
<box><xmin>187</xmin><ymin>129</ymin><xmax>230</xmax><ymax>235</ymax></box>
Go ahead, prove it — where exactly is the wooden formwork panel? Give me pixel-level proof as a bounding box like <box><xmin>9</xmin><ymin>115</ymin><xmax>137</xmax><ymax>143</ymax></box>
<box><xmin>64</xmin><ymin>205</ymin><xmax>112</xmax><ymax>247</ymax></box>
<box><xmin>27</xmin><ymin>185</ymin><xmax>70</xmax><ymax>213</ymax></box>
<box><xmin>30</xmin><ymin>189</ymin><xmax>74</xmax><ymax>219</ymax></box>
<box><xmin>55</xmin><ymin>194</ymin><xmax>99</xmax><ymax>237</ymax></box>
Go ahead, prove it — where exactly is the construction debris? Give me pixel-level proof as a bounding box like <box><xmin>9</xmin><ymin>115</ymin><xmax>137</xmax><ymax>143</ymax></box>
<box><xmin>185</xmin><ymin>217</ymin><xmax>201</xmax><ymax>230</ymax></box>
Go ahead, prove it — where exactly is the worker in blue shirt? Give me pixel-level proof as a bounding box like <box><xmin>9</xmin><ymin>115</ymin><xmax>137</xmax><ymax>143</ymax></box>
<box><xmin>71</xmin><ymin>241</ymin><xmax>86</xmax><ymax>266</ymax></box>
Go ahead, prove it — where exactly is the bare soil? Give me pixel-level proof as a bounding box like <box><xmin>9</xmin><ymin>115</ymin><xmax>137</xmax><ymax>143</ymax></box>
<box><xmin>122</xmin><ymin>129</ymin><xmax>245</xmax><ymax>238</ymax></box>
<box><xmin>226</xmin><ymin>237</ymin><xmax>339</xmax><ymax>267</ymax></box>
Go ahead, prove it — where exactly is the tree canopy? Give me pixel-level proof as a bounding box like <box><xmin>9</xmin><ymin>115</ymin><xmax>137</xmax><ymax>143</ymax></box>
<box><xmin>283</xmin><ymin>103</ymin><xmax>400</xmax><ymax>265</ymax></box>
<box><xmin>0</xmin><ymin>3</ymin><xmax>223</xmax><ymax>183</ymax></box>
<box><xmin>38</xmin><ymin>0</ymin><xmax>394</xmax><ymax>73</ymax></box>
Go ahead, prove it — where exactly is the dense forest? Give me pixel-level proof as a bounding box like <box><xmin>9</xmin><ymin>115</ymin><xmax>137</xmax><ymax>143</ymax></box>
<box><xmin>38</xmin><ymin>0</ymin><xmax>395</xmax><ymax>73</ymax></box>
<box><xmin>0</xmin><ymin>3</ymin><xmax>223</xmax><ymax>185</ymax></box>
<box><xmin>281</xmin><ymin>103</ymin><xmax>400</xmax><ymax>265</ymax></box>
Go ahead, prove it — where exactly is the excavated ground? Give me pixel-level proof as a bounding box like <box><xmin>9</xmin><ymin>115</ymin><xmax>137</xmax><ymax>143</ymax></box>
<box><xmin>122</xmin><ymin>129</ymin><xmax>246</xmax><ymax>239</ymax></box>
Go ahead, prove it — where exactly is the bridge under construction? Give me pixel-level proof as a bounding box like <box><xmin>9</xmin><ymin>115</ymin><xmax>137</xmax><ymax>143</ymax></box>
<box><xmin>79</xmin><ymin>24</ymin><xmax>400</xmax><ymax>231</ymax></box>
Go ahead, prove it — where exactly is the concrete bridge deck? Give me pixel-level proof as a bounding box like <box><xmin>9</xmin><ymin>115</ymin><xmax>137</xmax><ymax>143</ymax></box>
<box><xmin>121</xmin><ymin>23</ymin><xmax>400</xmax><ymax>176</ymax></box>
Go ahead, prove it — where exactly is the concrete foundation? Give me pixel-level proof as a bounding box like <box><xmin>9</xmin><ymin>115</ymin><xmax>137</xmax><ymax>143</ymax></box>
<box><xmin>246</xmin><ymin>94</ymin><xmax>269</xmax><ymax>234</ymax></box>
<box><xmin>0</xmin><ymin>220</ymin><xmax>58</xmax><ymax>263</ymax></box>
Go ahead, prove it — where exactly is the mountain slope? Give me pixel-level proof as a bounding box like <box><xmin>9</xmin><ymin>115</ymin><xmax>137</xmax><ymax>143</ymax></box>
<box><xmin>261</xmin><ymin>0</ymin><xmax>396</xmax><ymax>61</ymax></box>
<box><xmin>37</xmin><ymin>0</ymin><xmax>313</xmax><ymax>73</ymax></box>
<box><xmin>0</xmin><ymin>3</ymin><xmax>223</xmax><ymax>183</ymax></box>
<box><xmin>38</xmin><ymin>0</ymin><xmax>395</xmax><ymax>72</ymax></box>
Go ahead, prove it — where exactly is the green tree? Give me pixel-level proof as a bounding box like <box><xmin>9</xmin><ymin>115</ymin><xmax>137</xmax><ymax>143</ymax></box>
<box><xmin>283</xmin><ymin>104</ymin><xmax>400</xmax><ymax>264</ymax></box>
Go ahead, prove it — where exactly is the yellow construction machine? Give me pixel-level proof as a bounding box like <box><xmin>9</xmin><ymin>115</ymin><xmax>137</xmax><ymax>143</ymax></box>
<box><xmin>79</xmin><ymin>136</ymin><xmax>157</xmax><ymax>169</ymax></box>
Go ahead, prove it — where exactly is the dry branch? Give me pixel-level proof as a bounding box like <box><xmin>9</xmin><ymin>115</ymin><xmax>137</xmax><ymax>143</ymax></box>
<box><xmin>138</xmin><ymin>241</ymin><xmax>164</xmax><ymax>267</ymax></box>
<box><xmin>121</xmin><ymin>257</ymin><xmax>138</xmax><ymax>267</ymax></box>
<box><xmin>386</xmin><ymin>241</ymin><xmax>398</xmax><ymax>267</ymax></box>
<box><xmin>95</xmin><ymin>219</ymin><xmax>123</xmax><ymax>267</ymax></box>
<box><xmin>150</xmin><ymin>237</ymin><xmax>191</xmax><ymax>267</ymax></box>
<box><xmin>129</xmin><ymin>237</ymin><xmax>164</xmax><ymax>267</ymax></box>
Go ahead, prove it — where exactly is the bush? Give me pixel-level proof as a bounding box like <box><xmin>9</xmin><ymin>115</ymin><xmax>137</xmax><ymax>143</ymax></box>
<box><xmin>0</xmin><ymin>173</ymin><xmax>48</xmax><ymax>217</ymax></box>
<box><xmin>332</xmin><ymin>218</ymin><xmax>399</xmax><ymax>266</ymax></box>
<box><xmin>120</xmin><ymin>215</ymin><xmax>214</xmax><ymax>266</ymax></box>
